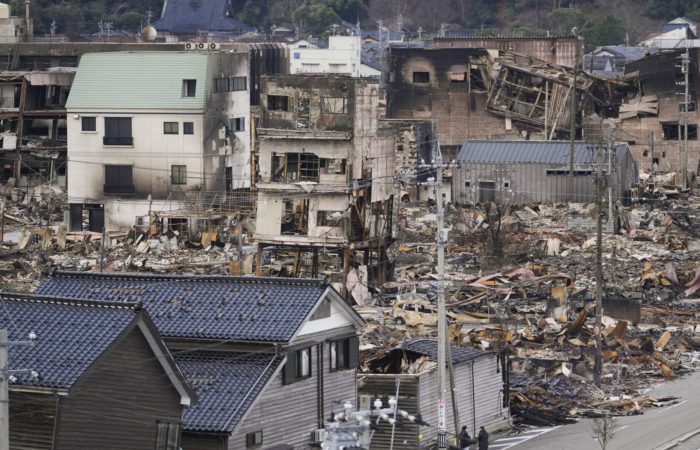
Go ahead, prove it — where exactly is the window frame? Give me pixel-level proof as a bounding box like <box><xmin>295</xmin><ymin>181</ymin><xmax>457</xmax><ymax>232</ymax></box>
<box><xmin>81</xmin><ymin>116</ymin><xmax>96</xmax><ymax>132</ymax></box>
<box><xmin>267</xmin><ymin>95</ymin><xmax>289</xmax><ymax>112</ymax></box>
<box><xmin>171</xmin><ymin>165</ymin><xmax>187</xmax><ymax>185</ymax></box>
<box><xmin>283</xmin><ymin>347</ymin><xmax>312</xmax><ymax>384</ymax></box>
<box><xmin>183</xmin><ymin>122</ymin><xmax>194</xmax><ymax>135</ymax></box>
<box><xmin>413</xmin><ymin>71</ymin><xmax>430</xmax><ymax>83</ymax></box>
<box><xmin>231</xmin><ymin>76</ymin><xmax>247</xmax><ymax>91</ymax></box>
<box><xmin>104</xmin><ymin>164</ymin><xmax>134</xmax><ymax>194</ymax></box>
<box><xmin>330</xmin><ymin>336</ymin><xmax>359</xmax><ymax>372</ymax></box>
<box><xmin>163</xmin><ymin>122</ymin><xmax>179</xmax><ymax>135</ymax></box>
<box><xmin>183</xmin><ymin>79</ymin><xmax>197</xmax><ymax>97</ymax></box>
<box><xmin>229</xmin><ymin>117</ymin><xmax>245</xmax><ymax>133</ymax></box>
<box><xmin>103</xmin><ymin>117</ymin><xmax>133</xmax><ymax>146</ymax></box>
<box><xmin>245</xmin><ymin>430</ymin><xmax>263</xmax><ymax>448</ymax></box>
<box><xmin>154</xmin><ymin>421</ymin><xmax>181</xmax><ymax>450</ymax></box>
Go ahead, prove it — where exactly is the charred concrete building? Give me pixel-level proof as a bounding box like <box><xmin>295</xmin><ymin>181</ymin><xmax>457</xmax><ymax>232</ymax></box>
<box><xmin>431</xmin><ymin>35</ymin><xmax>583</xmax><ymax>68</ymax></box>
<box><xmin>0</xmin><ymin>69</ymin><xmax>74</xmax><ymax>189</ymax></box>
<box><xmin>593</xmin><ymin>49</ymin><xmax>700</xmax><ymax>182</ymax></box>
<box><xmin>255</xmin><ymin>74</ymin><xmax>396</xmax><ymax>298</ymax></box>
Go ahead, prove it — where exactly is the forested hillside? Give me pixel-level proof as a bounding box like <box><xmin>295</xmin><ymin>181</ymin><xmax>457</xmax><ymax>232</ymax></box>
<box><xmin>9</xmin><ymin>0</ymin><xmax>700</xmax><ymax>48</ymax></box>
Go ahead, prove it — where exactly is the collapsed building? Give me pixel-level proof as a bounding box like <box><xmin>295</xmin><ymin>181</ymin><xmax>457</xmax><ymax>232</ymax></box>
<box><xmin>255</xmin><ymin>74</ymin><xmax>397</xmax><ymax>296</ymax></box>
<box><xmin>0</xmin><ymin>69</ymin><xmax>73</xmax><ymax>189</ymax></box>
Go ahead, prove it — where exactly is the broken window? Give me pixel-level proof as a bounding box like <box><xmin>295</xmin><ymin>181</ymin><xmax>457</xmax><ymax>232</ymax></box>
<box><xmin>321</xmin><ymin>97</ymin><xmax>348</xmax><ymax>114</ymax></box>
<box><xmin>413</xmin><ymin>71</ymin><xmax>430</xmax><ymax>83</ymax></box>
<box><xmin>183</xmin><ymin>79</ymin><xmax>197</xmax><ymax>97</ymax></box>
<box><xmin>272</xmin><ymin>153</ymin><xmax>320</xmax><ymax>182</ymax></box>
<box><xmin>171</xmin><ymin>165</ymin><xmax>186</xmax><ymax>185</ymax></box>
<box><xmin>81</xmin><ymin>116</ymin><xmax>96</xmax><ymax>132</ymax></box>
<box><xmin>450</xmin><ymin>72</ymin><xmax>467</xmax><ymax>83</ymax></box>
<box><xmin>103</xmin><ymin>117</ymin><xmax>132</xmax><ymax>146</ymax></box>
<box><xmin>297</xmin><ymin>96</ymin><xmax>310</xmax><ymax>128</ymax></box>
<box><xmin>662</xmin><ymin>123</ymin><xmax>698</xmax><ymax>140</ymax></box>
<box><xmin>163</xmin><ymin>122</ymin><xmax>179</xmax><ymax>135</ymax></box>
<box><xmin>268</xmin><ymin>95</ymin><xmax>289</xmax><ymax>111</ymax></box>
<box><xmin>470</xmin><ymin>67</ymin><xmax>487</xmax><ymax>90</ymax></box>
<box><xmin>104</xmin><ymin>165</ymin><xmax>133</xmax><ymax>194</ymax></box>
<box><xmin>183</xmin><ymin>122</ymin><xmax>194</xmax><ymax>135</ymax></box>
<box><xmin>316</xmin><ymin>210</ymin><xmax>338</xmax><ymax>226</ymax></box>
<box><xmin>320</xmin><ymin>158</ymin><xmax>346</xmax><ymax>175</ymax></box>
<box><xmin>680</xmin><ymin>101</ymin><xmax>697</xmax><ymax>113</ymax></box>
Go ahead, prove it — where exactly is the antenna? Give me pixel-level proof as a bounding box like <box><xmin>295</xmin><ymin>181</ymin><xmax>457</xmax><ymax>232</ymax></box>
<box><xmin>50</xmin><ymin>19</ymin><xmax>56</xmax><ymax>37</ymax></box>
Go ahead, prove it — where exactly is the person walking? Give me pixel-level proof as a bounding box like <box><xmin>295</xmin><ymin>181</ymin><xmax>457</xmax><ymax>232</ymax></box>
<box><xmin>478</xmin><ymin>426</ymin><xmax>489</xmax><ymax>450</ymax></box>
<box><xmin>458</xmin><ymin>425</ymin><xmax>472</xmax><ymax>449</ymax></box>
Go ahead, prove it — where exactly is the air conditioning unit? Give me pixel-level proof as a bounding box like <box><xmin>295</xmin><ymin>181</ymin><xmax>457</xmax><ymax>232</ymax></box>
<box><xmin>184</xmin><ymin>42</ymin><xmax>196</xmax><ymax>51</ymax></box>
<box><xmin>209</xmin><ymin>43</ymin><xmax>221</xmax><ymax>51</ymax></box>
<box><xmin>197</xmin><ymin>43</ymin><xmax>206</xmax><ymax>50</ymax></box>
<box><xmin>312</xmin><ymin>429</ymin><xmax>325</xmax><ymax>443</ymax></box>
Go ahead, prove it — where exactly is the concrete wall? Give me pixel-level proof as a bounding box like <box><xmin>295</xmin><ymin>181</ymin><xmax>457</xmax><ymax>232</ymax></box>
<box><xmin>290</xmin><ymin>35</ymin><xmax>362</xmax><ymax>76</ymax></box>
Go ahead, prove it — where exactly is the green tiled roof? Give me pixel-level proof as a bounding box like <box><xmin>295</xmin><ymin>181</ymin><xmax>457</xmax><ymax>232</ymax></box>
<box><xmin>66</xmin><ymin>52</ymin><xmax>213</xmax><ymax>110</ymax></box>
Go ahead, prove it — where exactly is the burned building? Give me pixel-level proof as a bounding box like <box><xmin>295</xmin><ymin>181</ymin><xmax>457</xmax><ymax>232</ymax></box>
<box><xmin>431</xmin><ymin>35</ymin><xmax>583</xmax><ymax>68</ymax></box>
<box><xmin>598</xmin><ymin>49</ymin><xmax>700</xmax><ymax>181</ymax></box>
<box><xmin>0</xmin><ymin>69</ymin><xmax>74</xmax><ymax>189</ymax></box>
<box><xmin>255</xmin><ymin>74</ymin><xmax>396</xmax><ymax>296</ymax></box>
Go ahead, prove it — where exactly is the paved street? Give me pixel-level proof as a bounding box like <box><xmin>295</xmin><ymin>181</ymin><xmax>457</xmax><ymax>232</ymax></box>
<box><xmin>500</xmin><ymin>370</ymin><xmax>700</xmax><ymax>450</ymax></box>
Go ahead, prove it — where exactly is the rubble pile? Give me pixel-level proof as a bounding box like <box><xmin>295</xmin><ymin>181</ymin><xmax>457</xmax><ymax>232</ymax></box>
<box><xmin>361</xmin><ymin>194</ymin><xmax>700</xmax><ymax>424</ymax></box>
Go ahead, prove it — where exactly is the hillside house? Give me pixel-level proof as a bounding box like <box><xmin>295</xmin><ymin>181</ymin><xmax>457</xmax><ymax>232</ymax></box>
<box><xmin>36</xmin><ymin>271</ymin><xmax>366</xmax><ymax>450</ymax></box>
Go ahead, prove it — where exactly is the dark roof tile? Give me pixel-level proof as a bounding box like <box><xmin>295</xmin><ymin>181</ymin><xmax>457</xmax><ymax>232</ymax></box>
<box><xmin>36</xmin><ymin>272</ymin><xmax>329</xmax><ymax>342</ymax></box>
<box><xmin>0</xmin><ymin>293</ymin><xmax>138</xmax><ymax>389</ymax></box>
<box><xmin>399</xmin><ymin>338</ymin><xmax>489</xmax><ymax>364</ymax></box>
<box><xmin>176</xmin><ymin>351</ymin><xmax>283</xmax><ymax>432</ymax></box>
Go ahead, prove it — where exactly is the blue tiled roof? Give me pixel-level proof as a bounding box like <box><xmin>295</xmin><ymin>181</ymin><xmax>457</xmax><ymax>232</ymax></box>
<box><xmin>35</xmin><ymin>272</ymin><xmax>329</xmax><ymax>342</ymax></box>
<box><xmin>0</xmin><ymin>293</ymin><xmax>138</xmax><ymax>389</ymax></box>
<box><xmin>176</xmin><ymin>351</ymin><xmax>284</xmax><ymax>433</ymax></box>
<box><xmin>154</xmin><ymin>0</ymin><xmax>253</xmax><ymax>34</ymax></box>
<box><xmin>399</xmin><ymin>338</ymin><xmax>490</xmax><ymax>364</ymax></box>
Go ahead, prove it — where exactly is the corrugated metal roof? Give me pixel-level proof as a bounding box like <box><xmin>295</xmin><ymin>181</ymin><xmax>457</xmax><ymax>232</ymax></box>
<box><xmin>66</xmin><ymin>52</ymin><xmax>213</xmax><ymax>111</ymax></box>
<box><xmin>457</xmin><ymin>140</ymin><xmax>629</xmax><ymax>165</ymax></box>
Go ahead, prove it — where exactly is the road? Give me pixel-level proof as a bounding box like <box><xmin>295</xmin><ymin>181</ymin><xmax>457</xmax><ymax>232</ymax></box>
<box><xmin>493</xmin><ymin>370</ymin><xmax>700</xmax><ymax>450</ymax></box>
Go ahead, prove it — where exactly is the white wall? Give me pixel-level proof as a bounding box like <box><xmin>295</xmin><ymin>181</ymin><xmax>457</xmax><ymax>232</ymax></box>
<box><xmin>67</xmin><ymin>112</ymin><xmax>210</xmax><ymax>202</ymax></box>
<box><xmin>290</xmin><ymin>35</ymin><xmax>364</xmax><ymax>76</ymax></box>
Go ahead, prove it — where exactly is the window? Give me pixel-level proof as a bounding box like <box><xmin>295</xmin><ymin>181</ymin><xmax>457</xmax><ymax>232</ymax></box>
<box><xmin>283</xmin><ymin>348</ymin><xmax>312</xmax><ymax>384</ymax></box>
<box><xmin>397</xmin><ymin>144</ymin><xmax>404</xmax><ymax>152</ymax></box>
<box><xmin>183</xmin><ymin>122</ymin><xmax>194</xmax><ymax>135</ymax></box>
<box><xmin>183</xmin><ymin>79</ymin><xmax>197</xmax><ymax>97</ymax></box>
<box><xmin>450</xmin><ymin>72</ymin><xmax>467</xmax><ymax>83</ymax></box>
<box><xmin>545</xmin><ymin>169</ymin><xmax>593</xmax><ymax>176</ymax></box>
<box><xmin>213</xmin><ymin>77</ymin><xmax>229</xmax><ymax>93</ymax></box>
<box><xmin>321</xmin><ymin>97</ymin><xmax>348</xmax><ymax>114</ymax></box>
<box><xmin>271</xmin><ymin>153</ymin><xmax>320</xmax><ymax>182</ymax></box>
<box><xmin>231</xmin><ymin>76</ymin><xmax>247</xmax><ymax>91</ymax></box>
<box><xmin>680</xmin><ymin>101</ymin><xmax>697</xmax><ymax>112</ymax></box>
<box><xmin>301</xmin><ymin>63</ymin><xmax>320</xmax><ymax>72</ymax></box>
<box><xmin>331</xmin><ymin>337</ymin><xmax>358</xmax><ymax>371</ymax></box>
<box><xmin>164</xmin><ymin>122</ymin><xmax>179</xmax><ymax>135</ymax></box>
<box><xmin>81</xmin><ymin>116</ymin><xmax>96</xmax><ymax>132</ymax></box>
<box><xmin>268</xmin><ymin>95</ymin><xmax>289</xmax><ymax>111</ymax></box>
<box><xmin>662</xmin><ymin>123</ymin><xmax>698</xmax><ymax>140</ymax></box>
<box><xmin>171</xmin><ymin>165</ymin><xmax>186</xmax><ymax>185</ymax></box>
<box><xmin>465</xmin><ymin>181</ymin><xmax>471</xmax><ymax>187</ymax></box>
<box><xmin>413</xmin><ymin>71</ymin><xmax>430</xmax><ymax>83</ymax></box>
<box><xmin>155</xmin><ymin>422</ymin><xmax>180</xmax><ymax>450</ymax></box>
<box><xmin>229</xmin><ymin>117</ymin><xmax>245</xmax><ymax>132</ymax></box>
<box><xmin>329</xmin><ymin>63</ymin><xmax>347</xmax><ymax>73</ymax></box>
<box><xmin>104</xmin><ymin>165</ymin><xmax>133</xmax><ymax>194</ymax></box>
<box><xmin>311</xmin><ymin>298</ymin><xmax>331</xmax><ymax>320</ymax></box>
<box><xmin>103</xmin><ymin>117</ymin><xmax>132</xmax><ymax>146</ymax></box>
<box><xmin>245</xmin><ymin>430</ymin><xmax>263</xmax><ymax>448</ymax></box>
<box><xmin>316</xmin><ymin>210</ymin><xmax>337</xmax><ymax>227</ymax></box>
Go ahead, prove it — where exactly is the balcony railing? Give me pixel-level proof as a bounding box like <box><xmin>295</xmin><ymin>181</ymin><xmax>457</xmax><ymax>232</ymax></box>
<box><xmin>103</xmin><ymin>136</ymin><xmax>134</xmax><ymax>146</ymax></box>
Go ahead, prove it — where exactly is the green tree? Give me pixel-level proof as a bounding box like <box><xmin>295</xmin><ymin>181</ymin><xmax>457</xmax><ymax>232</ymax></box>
<box><xmin>645</xmin><ymin>0</ymin><xmax>700</xmax><ymax>21</ymax></box>
<box><xmin>323</xmin><ymin>0</ymin><xmax>368</xmax><ymax>23</ymax></box>
<box><xmin>292</xmin><ymin>2</ymin><xmax>342</xmax><ymax>34</ymax></box>
<box><xmin>238</xmin><ymin>0</ymin><xmax>270</xmax><ymax>29</ymax></box>
<box><xmin>586</xmin><ymin>15</ymin><xmax>626</xmax><ymax>47</ymax></box>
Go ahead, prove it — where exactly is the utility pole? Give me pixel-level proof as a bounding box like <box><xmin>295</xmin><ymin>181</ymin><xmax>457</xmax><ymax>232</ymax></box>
<box><xmin>651</xmin><ymin>132</ymin><xmax>655</xmax><ymax>175</ymax></box>
<box><xmin>682</xmin><ymin>48</ymin><xmax>690</xmax><ymax>191</ymax></box>
<box><xmin>435</xmin><ymin>135</ymin><xmax>447</xmax><ymax>449</ymax></box>
<box><xmin>569</xmin><ymin>28</ymin><xmax>579</xmax><ymax>200</ymax></box>
<box><xmin>544</xmin><ymin>81</ymin><xmax>549</xmax><ymax>140</ymax></box>
<box><xmin>1</xmin><ymin>328</ymin><xmax>37</xmax><ymax>450</ymax></box>
<box><xmin>594</xmin><ymin>142</ymin><xmax>604</xmax><ymax>387</ymax></box>
<box><xmin>608</xmin><ymin>127</ymin><xmax>614</xmax><ymax>232</ymax></box>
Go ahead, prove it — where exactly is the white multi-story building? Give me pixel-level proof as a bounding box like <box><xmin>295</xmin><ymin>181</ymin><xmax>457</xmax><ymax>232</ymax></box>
<box><xmin>289</xmin><ymin>35</ymin><xmax>380</xmax><ymax>77</ymax></box>
<box><xmin>66</xmin><ymin>51</ymin><xmax>251</xmax><ymax>231</ymax></box>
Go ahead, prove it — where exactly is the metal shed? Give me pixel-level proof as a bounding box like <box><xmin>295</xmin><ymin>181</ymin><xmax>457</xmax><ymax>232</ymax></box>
<box><xmin>359</xmin><ymin>339</ymin><xmax>511</xmax><ymax>449</ymax></box>
<box><xmin>452</xmin><ymin>140</ymin><xmax>639</xmax><ymax>205</ymax></box>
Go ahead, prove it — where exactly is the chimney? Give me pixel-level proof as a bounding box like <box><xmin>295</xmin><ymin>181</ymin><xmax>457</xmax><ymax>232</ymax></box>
<box><xmin>25</xmin><ymin>0</ymin><xmax>29</xmax><ymax>19</ymax></box>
